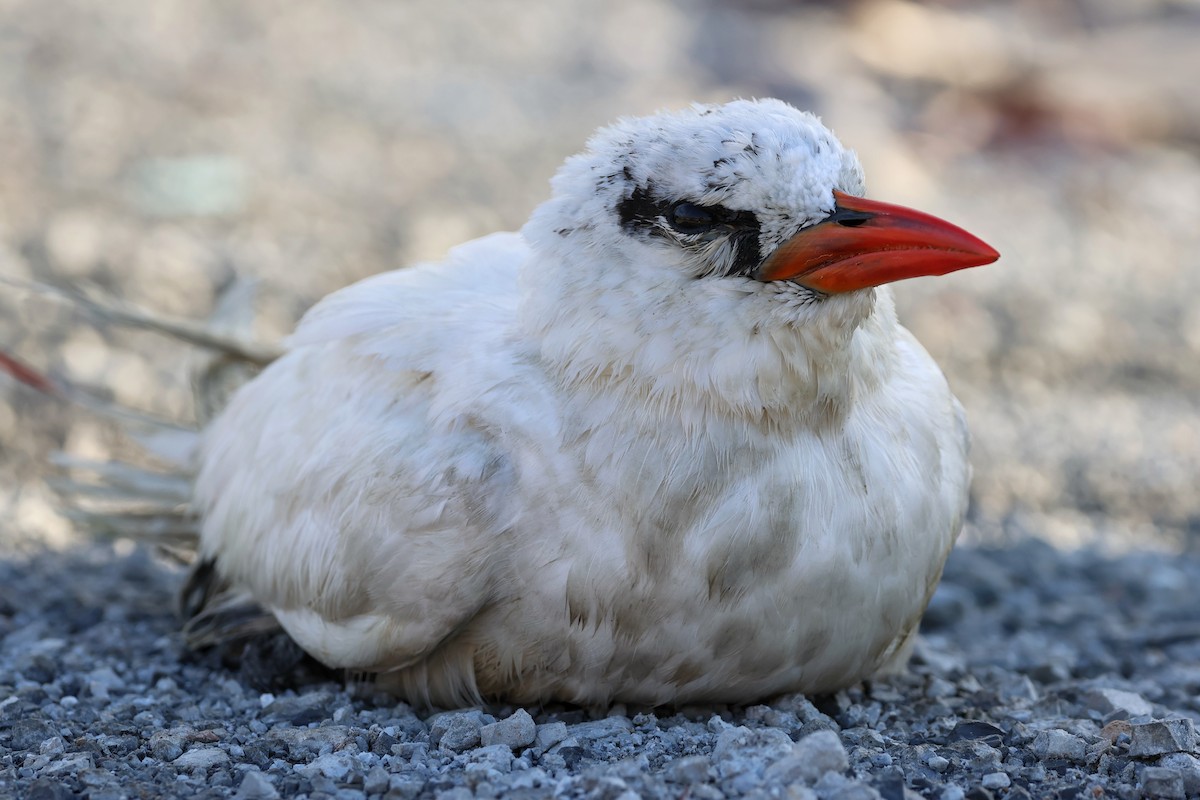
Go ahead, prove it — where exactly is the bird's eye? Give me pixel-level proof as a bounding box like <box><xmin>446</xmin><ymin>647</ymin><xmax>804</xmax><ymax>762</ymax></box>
<box><xmin>669</xmin><ymin>203</ymin><xmax>716</xmax><ymax>232</ymax></box>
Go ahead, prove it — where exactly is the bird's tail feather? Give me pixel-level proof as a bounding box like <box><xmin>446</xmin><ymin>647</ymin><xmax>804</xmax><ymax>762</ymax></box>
<box><xmin>1</xmin><ymin>277</ymin><xmax>283</xmax><ymax>643</ymax></box>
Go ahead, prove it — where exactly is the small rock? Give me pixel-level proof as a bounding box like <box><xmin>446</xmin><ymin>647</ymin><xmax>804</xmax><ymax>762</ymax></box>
<box><xmin>172</xmin><ymin>747</ymin><xmax>230</xmax><ymax>771</ymax></box>
<box><xmin>765</xmin><ymin>730</ymin><xmax>849</xmax><ymax>785</ymax></box>
<box><xmin>775</xmin><ymin>694</ymin><xmax>840</xmax><ymax>727</ymax></box>
<box><xmin>996</xmin><ymin>673</ymin><xmax>1038</xmax><ymax>703</ymax></box>
<box><xmin>300</xmin><ymin>752</ymin><xmax>355</xmax><ymax>781</ymax></box>
<box><xmin>87</xmin><ymin>667</ymin><xmax>124</xmax><ymax>696</ymax></box>
<box><xmin>535</xmin><ymin>721</ymin><xmax>569</xmax><ymax>752</ymax></box>
<box><xmin>266</xmin><ymin>725</ymin><xmax>354</xmax><ymax>760</ymax></box>
<box><xmin>566</xmin><ymin>717</ymin><xmax>635</xmax><ymax>741</ymax></box>
<box><xmin>827</xmin><ymin>782</ymin><xmax>882</xmax><ymax>800</ymax></box>
<box><xmin>234</xmin><ymin>770</ymin><xmax>281</xmax><ymax>800</ymax></box>
<box><xmin>1027</xmin><ymin>661</ymin><xmax>1072</xmax><ymax>684</ymax></box>
<box><xmin>1030</xmin><ymin>729</ymin><xmax>1087</xmax><ymax>762</ymax></box>
<box><xmin>480</xmin><ymin>709</ymin><xmax>536</xmax><ymax>750</ymax></box>
<box><xmin>947</xmin><ymin>721</ymin><xmax>1005</xmax><ymax>747</ymax></box>
<box><xmin>370</xmin><ymin>729</ymin><xmax>398</xmax><ymax>755</ymax></box>
<box><xmin>1158</xmin><ymin>754</ymin><xmax>1200</xmax><ymax>796</ymax></box>
<box><xmin>980</xmin><ymin>773</ymin><xmax>1010</xmax><ymax>790</ymax></box>
<box><xmin>1084</xmin><ymin>688</ymin><xmax>1154</xmax><ymax>718</ymax></box>
<box><xmin>149</xmin><ymin>729</ymin><xmax>189</xmax><ymax>762</ymax></box>
<box><xmin>433</xmin><ymin>712</ymin><xmax>484</xmax><ymax>752</ymax></box>
<box><xmin>7</xmin><ymin>719</ymin><xmax>58</xmax><ymax>751</ymax></box>
<box><xmin>260</xmin><ymin>691</ymin><xmax>334</xmax><ymax>725</ymax></box>
<box><xmin>925</xmin><ymin>755</ymin><xmax>951</xmax><ymax>773</ymax></box>
<box><xmin>38</xmin><ymin>736</ymin><xmax>66</xmax><ymax>756</ymax></box>
<box><xmin>1141</xmin><ymin>766</ymin><xmax>1186</xmax><ymax>799</ymax></box>
<box><xmin>21</xmin><ymin>779</ymin><xmax>75</xmax><ymax>800</ymax></box>
<box><xmin>910</xmin><ymin>639</ymin><xmax>967</xmax><ymax>676</ymax></box>
<box><xmin>364</xmin><ymin>764</ymin><xmax>390</xmax><ymax>794</ymax></box>
<box><xmin>466</xmin><ymin>743</ymin><xmax>514</xmax><ymax>774</ymax></box>
<box><xmin>714</xmin><ymin>725</ymin><xmax>795</xmax><ymax>764</ymax></box>
<box><xmin>950</xmin><ymin>739</ymin><xmax>1002</xmax><ymax>772</ymax></box>
<box><xmin>42</xmin><ymin>753</ymin><xmax>93</xmax><ymax>776</ymax></box>
<box><xmin>1130</xmin><ymin>719</ymin><xmax>1197</xmax><ymax>757</ymax></box>
<box><xmin>664</xmin><ymin>755</ymin><xmax>712</xmax><ymax>784</ymax></box>
<box><xmin>715</xmin><ymin>726</ymin><xmax>797</xmax><ymax>792</ymax></box>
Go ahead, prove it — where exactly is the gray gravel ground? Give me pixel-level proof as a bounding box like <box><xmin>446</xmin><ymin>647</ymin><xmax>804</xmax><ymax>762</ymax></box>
<box><xmin>3</xmin><ymin>1</ymin><xmax>1200</xmax><ymax>799</ymax></box>
<box><xmin>3</xmin><ymin>539</ymin><xmax>1200</xmax><ymax>799</ymax></box>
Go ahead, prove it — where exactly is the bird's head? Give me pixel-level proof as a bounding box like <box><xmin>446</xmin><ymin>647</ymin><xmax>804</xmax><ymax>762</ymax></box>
<box><xmin>527</xmin><ymin>98</ymin><xmax>996</xmax><ymax>303</ymax></box>
<box><xmin>521</xmin><ymin>99</ymin><xmax>998</xmax><ymax>415</ymax></box>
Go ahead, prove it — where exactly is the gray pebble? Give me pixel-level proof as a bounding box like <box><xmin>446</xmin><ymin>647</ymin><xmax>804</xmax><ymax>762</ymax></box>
<box><xmin>981</xmin><ymin>772</ymin><xmax>1010</xmax><ymax>789</ymax></box>
<box><xmin>260</xmin><ymin>690</ymin><xmax>334</xmax><ymax>725</ymax></box>
<box><xmin>1129</xmin><ymin>719</ymin><xmax>1197</xmax><ymax>757</ymax></box>
<box><xmin>171</xmin><ymin>747</ymin><xmax>231</xmax><ymax>771</ymax></box>
<box><xmin>1084</xmin><ymin>687</ymin><xmax>1154</xmax><ymax>718</ymax></box>
<box><xmin>149</xmin><ymin>728</ymin><xmax>190</xmax><ymax>761</ymax></box>
<box><xmin>23</xmin><ymin>778</ymin><xmax>76</xmax><ymax>800</ymax></box>
<box><xmin>41</xmin><ymin>753</ymin><xmax>93</xmax><ymax>776</ymax></box>
<box><xmin>234</xmin><ymin>770</ymin><xmax>281</xmax><ymax>800</ymax></box>
<box><xmin>480</xmin><ymin>708</ymin><xmax>536</xmax><ymax>749</ymax></box>
<box><xmin>664</xmin><ymin>754</ymin><xmax>712</xmax><ymax>784</ymax></box>
<box><xmin>1157</xmin><ymin>753</ymin><xmax>1200</xmax><ymax>796</ymax></box>
<box><xmin>566</xmin><ymin>716</ymin><xmax>635</xmax><ymax>741</ymax></box>
<box><xmin>370</xmin><ymin>729</ymin><xmax>398</xmax><ymax>755</ymax></box>
<box><xmin>300</xmin><ymin>751</ymin><xmax>355</xmax><ymax>781</ymax></box>
<box><xmin>38</xmin><ymin>736</ymin><xmax>66</xmax><ymax>756</ymax></box>
<box><xmin>387</xmin><ymin>775</ymin><xmax>427</xmax><ymax>799</ymax></box>
<box><xmin>925</xmin><ymin>754</ymin><xmax>951</xmax><ymax>773</ymax></box>
<box><xmin>827</xmin><ymin>782</ymin><xmax>882</xmax><ymax>800</ymax></box>
<box><xmin>1031</xmin><ymin>729</ymin><xmax>1088</xmax><ymax>762</ymax></box>
<box><xmin>688</xmin><ymin>784</ymin><xmax>728</xmax><ymax>800</ymax></box>
<box><xmin>1141</xmin><ymin>766</ymin><xmax>1186</xmax><ymax>799</ymax></box>
<box><xmin>534</xmin><ymin>721</ymin><xmax>568</xmax><ymax>751</ymax></box>
<box><xmin>364</xmin><ymin>764</ymin><xmax>390</xmax><ymax>794</ymax></box>
<box><xmin>433</xmin><ymin>712</ymin><xmax>484</xmax><ymax>752</ymax></box>
<box><xmin>266</xmin><ymin>724</ymin><xmax>355</xmax><ymax>760</ymax></box>
<box><xmin>86</xmin><ymin>667</ymin><xmax>124</xmax><ymax>701</ymax></box>
<box><xmin>7</xmin><ymin>719</ymin><xmax>58</xmax><ymax>751</ymax></box>
<box><xmin>765</xmin><ymin>729</ymin><xmax>849</xmax><ymax>785</ymax></box>
<box><xmin>997</xmin><ymin>673</ymin><xmax>1039</xmax><ymax>703</ymax></box>
<box><xmin>465</xmin><ymin>743</ymin><xmax>514</xmax><ymax>774</ymax></box>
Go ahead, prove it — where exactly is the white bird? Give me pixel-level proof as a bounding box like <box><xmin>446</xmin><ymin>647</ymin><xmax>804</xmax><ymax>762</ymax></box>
<box><xmin>186</xmin><ymin>98</ymin><xmax>998</xmax><ymax>708</ymax></box>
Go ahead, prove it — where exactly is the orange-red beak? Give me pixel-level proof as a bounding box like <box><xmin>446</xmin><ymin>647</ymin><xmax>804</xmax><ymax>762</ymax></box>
<box><xmin>751</xmin><ymin>190</ymin><xmax>999</xmax><ymax>293</ymax></box>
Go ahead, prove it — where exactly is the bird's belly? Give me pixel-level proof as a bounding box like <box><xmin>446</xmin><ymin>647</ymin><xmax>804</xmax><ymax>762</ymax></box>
<box><xmin>538</xmin><ymin>555</ymin><xmax>930</xmax><ymax>706</ymax></box>
<box><xmin>474</xmin><ymin>447</ymin><xmax>958</xmax><ymax>706</ymax></box>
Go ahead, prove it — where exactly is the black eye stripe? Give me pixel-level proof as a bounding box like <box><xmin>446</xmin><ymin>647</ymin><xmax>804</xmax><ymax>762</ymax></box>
<box><xmin>618</xmin><ymin>187</ymin><xmax>759</xmax><ymax>237</ymax></box>
<box><xmin>617</xmin><ymin>186</ymin><xmax>762</xmax><ymax>277</ymax></box>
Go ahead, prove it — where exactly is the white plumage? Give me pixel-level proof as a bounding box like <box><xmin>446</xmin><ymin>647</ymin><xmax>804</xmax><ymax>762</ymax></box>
<box><xmin>191</xmin><ymin>99</ymin><xmax>997</xmax><ymax>707</ymax></box>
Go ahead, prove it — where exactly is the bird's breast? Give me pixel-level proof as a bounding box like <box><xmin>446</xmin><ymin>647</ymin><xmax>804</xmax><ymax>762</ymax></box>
<box><xmin>480</xmin><ymin>385</ymin><xmax>966</xmax><ymax>705</ymax></box>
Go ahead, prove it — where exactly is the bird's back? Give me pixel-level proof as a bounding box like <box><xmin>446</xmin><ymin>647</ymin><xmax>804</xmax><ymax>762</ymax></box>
<box><xmin>192</xmin><ymin>232</ymin><xmax>553</xmax><ymax>702</ymax></box>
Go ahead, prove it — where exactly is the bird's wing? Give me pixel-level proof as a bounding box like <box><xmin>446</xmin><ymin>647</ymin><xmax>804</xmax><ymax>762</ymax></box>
<box><xmin>192</xmin><ymin>232</ymin><xmax>533</xmax><ymax>677</ymax></box>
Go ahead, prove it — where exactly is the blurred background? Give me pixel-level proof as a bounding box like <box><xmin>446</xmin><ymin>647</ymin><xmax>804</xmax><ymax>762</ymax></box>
<box><xmin>1</xmin><ymin>0</ymin><xmax>1198</xmax><ymax>555</ymax></box>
